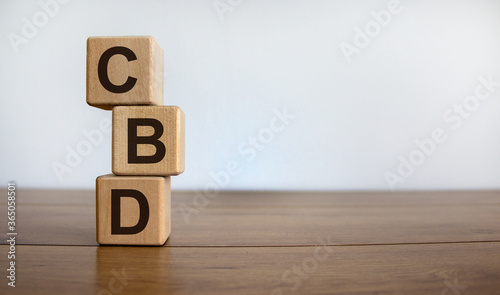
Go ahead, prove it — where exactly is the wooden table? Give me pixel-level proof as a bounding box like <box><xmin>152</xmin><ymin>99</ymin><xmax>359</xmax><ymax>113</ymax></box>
<box><xmin>1</xmin><ymin>189</ymin><xmax>499</xmax><ymax>294</ymax></box>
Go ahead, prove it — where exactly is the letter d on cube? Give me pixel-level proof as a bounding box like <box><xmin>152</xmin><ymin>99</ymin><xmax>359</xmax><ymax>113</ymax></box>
<box><xmin>96</xmin><ymin>174</ymin><xmax>171</xmax><ymax>246</ymax></box>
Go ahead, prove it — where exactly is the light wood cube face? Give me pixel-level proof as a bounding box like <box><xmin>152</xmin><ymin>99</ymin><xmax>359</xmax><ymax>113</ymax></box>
<box><xmin>87</xmin><ymin>36</ymin><xmax>164</xmax><ymax>110</ymax></box>
<box><xmin>112</xmin><ymin>106</ymin><xmax>185</xmax><ymax>176</ymax></box>
<box><xmin>96</xmin><ymin>174</ymin><xmax>171</xmax><ymax>246</ymax></box>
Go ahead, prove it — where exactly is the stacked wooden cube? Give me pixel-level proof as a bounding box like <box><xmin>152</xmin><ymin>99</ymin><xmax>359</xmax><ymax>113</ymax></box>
<box><xmin>86</xmin><ymin>36</ymin><xmax>185</xmax><ymax>246</ymax></box>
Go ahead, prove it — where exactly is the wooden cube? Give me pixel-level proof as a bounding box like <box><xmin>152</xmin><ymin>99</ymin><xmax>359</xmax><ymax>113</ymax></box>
<box><xmin>112</xmin><ymin>106</ymin><xmax>185</xmax><ymax>176</ymax></box>
<box><xmin>96</xmin><ymin>174</ymin><xmax>171</xmax><ymax>246</ymax></box>
<box><xmin>87</xmin><ymin>36</ymin><xmax>164</xmax><ymax>110</ymax></box>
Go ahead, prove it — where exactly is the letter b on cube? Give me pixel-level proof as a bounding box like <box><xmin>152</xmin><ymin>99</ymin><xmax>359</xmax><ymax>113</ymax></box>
<box><xmin>112</xmin><ymin>106</ymin><xmax>185</xmax><ymax>176</ymax></box>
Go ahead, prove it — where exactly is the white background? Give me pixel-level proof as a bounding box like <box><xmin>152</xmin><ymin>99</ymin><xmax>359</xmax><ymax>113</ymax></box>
<box><xmin>1</xmin><ymin>0</ymin><xmax>500</xmax><ymax>191</ymax></box>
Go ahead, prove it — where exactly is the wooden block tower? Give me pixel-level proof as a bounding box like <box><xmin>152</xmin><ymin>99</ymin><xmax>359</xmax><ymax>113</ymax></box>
<box><xmin>86</xmin><ymin>36</ymin><xmax>185</xmax><ymax>246</ymax></box>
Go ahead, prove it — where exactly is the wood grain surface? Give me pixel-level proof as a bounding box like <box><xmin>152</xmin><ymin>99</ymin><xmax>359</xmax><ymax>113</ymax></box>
<box><xmin>0</xmin><ymin>189</ymin><xmax>499</xmax><ymax>294</ymax></box>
